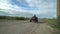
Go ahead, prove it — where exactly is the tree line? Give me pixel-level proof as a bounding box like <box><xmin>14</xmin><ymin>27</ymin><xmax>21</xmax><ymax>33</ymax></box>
<box><xmin>0</xmin><ymin>16</ymin><xmax>29</xmax><ymax>20</ymax></box>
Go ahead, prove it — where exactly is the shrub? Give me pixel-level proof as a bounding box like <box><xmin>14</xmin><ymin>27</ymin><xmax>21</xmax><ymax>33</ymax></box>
<box><xmin>15</xmin><ymin>17</ymin><xmax>26</xmax><ymax>20</ymax></box>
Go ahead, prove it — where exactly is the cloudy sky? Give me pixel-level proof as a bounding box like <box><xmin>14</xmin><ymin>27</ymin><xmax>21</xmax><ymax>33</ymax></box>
<box><xmin>0</xmin><ymin>0</ymin><xmax>57</xmax><ymax>18</ymax></box>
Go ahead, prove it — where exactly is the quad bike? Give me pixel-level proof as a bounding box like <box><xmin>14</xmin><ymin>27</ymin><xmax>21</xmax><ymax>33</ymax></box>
<box><xmin>30</xmin><ymin>17</ymin><xmax>38</xmax><ymax>23</ymax></box>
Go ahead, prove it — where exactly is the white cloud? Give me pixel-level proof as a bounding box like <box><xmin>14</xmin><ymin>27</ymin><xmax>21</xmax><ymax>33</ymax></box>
<box><xmin>0</xmin><ymin>0</ymin><xmax>57</xmax><ymax>18</ymax></box>
<box><xmin>25</xmin><ymin>0</ymin><xmax>31</xmax><ymax>3</ymax></box>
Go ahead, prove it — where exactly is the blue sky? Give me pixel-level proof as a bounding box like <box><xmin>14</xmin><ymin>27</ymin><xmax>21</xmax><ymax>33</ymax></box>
<box><xmin>0</xmin><ymin>0</ymin><xmax>57</xmax><ymax>18</ymax></box>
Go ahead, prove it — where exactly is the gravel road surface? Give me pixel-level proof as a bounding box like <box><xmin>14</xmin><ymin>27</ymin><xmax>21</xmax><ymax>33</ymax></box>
<box><xmin>0</xmin><ymin>20</ymin><xmax>54</xmax><ymax>34</ymax></box>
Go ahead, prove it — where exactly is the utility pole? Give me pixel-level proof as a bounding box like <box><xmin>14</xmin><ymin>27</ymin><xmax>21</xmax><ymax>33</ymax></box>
<box><xmin>57</xmin><ymin>0</ymin><xmax>60</xmax><ymax>28</ymax></box>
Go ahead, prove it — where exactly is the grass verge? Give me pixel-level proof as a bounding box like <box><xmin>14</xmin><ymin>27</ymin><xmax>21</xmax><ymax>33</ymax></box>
<box><xmin>48</xmin><ymin>19</ymin><xmax>60</xmax><ymax>34</ymax></box>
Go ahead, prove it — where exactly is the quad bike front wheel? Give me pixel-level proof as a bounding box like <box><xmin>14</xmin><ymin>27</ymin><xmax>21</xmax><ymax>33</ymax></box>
<box><xmin>30</xmin><ymin>19</ymin><xmax>38</xmax><ymax>23</ymax></box>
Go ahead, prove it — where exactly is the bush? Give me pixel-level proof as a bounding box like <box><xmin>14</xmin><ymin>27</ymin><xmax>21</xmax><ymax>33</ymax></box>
<box><xmin>0</xmin><ymin>16</ymin><xmax>29</xmax><ymax>20</ymax></box>
<box><xmin>0</xmin><ymin>16</ymin><xmax>6</xmax><ymax>19</ymax></box>
<box><xmin>15</xmin><ymin>17</ymin><xmax>26</xmax><ymax>20</ymax></box>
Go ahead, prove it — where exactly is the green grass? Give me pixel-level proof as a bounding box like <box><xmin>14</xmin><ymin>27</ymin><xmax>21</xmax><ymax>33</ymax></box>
<box><xmin>48</xmin><ymin>19</ymin><xmax>60</xmax><ymax>30</ymax></box>
<box><xmin>48</xmin><ymin>19</ymin><xmax>60</xmax><ymax>34</ymax></box>
<box><xmin>48</xmin><ymin>19</ymin><xmax>56</xmax><ymax>25</ymax></box>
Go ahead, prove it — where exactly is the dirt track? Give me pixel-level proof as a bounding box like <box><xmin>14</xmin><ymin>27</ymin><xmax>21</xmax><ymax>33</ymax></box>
<box><xmin>0</xmin><ymin>20</ymin><xmax>54</xmax><ymax>34</ymax></box>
